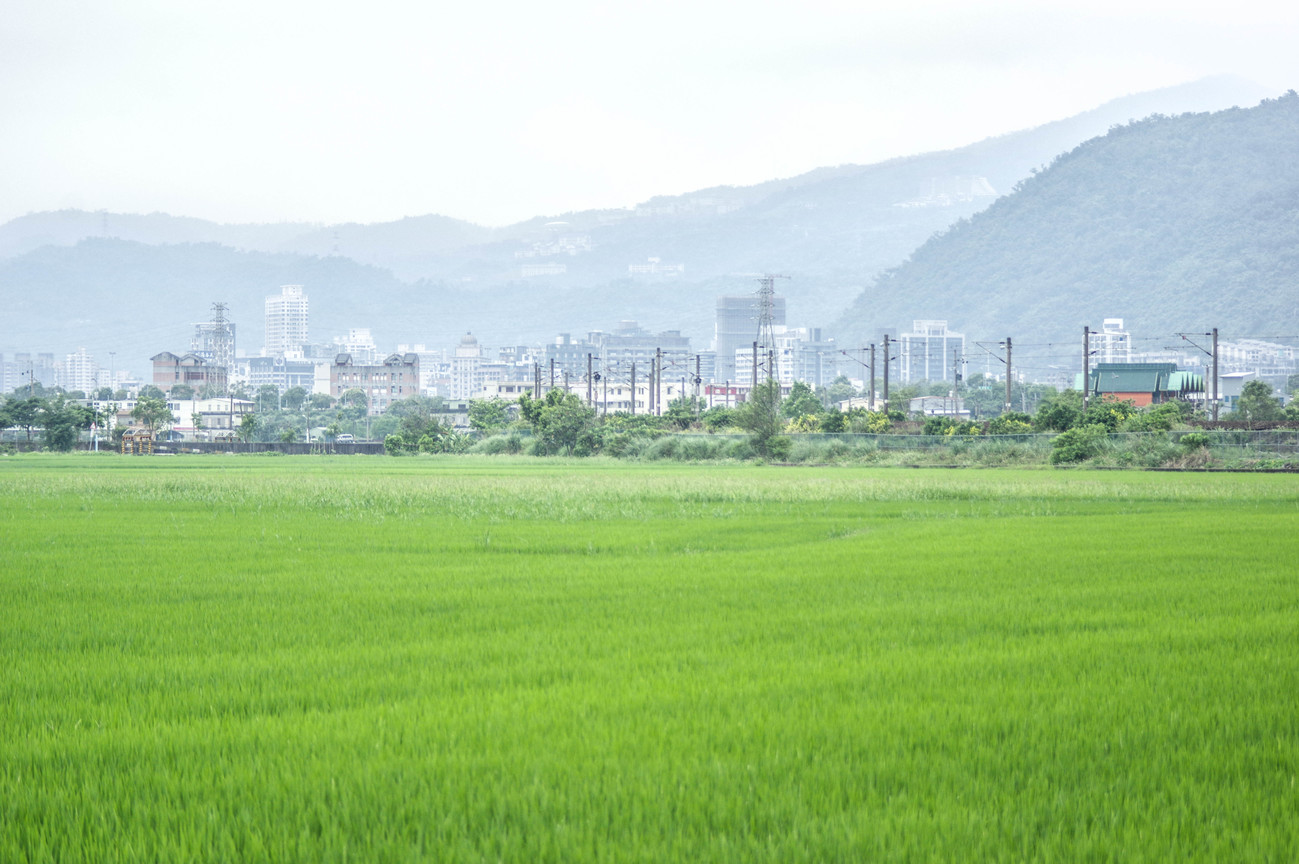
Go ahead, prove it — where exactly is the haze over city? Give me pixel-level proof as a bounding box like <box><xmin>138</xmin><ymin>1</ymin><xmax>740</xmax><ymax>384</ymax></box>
<box><xmin>3</xmin><ymin>0</ymin><xmax>1298</xmax><ymax>228</ymax></box>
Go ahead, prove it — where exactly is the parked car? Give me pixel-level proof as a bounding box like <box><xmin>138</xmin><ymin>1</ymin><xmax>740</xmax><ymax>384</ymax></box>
<box><xmin>336</xmin><ymin>433</ymin><xmax>355</xmax><ymax>443</ymax></box>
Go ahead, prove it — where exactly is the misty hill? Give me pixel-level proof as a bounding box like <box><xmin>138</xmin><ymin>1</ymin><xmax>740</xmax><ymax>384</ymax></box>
<box><xmin>0</xmin><ymin>76</ymin><xmax>1277</xmax><ymax>373</ymax></box>
<box><xmin>834</xmin><ymin>92</ymin><xmax>1299</xmax><ymax>351</ymax></box>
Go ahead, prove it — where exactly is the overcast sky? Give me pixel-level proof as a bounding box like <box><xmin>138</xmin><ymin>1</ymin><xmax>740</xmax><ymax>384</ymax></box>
<box><xmin>1</xmin><ymin>0</ymin><xmax>1295</xmax><ymax>228</ymax></box>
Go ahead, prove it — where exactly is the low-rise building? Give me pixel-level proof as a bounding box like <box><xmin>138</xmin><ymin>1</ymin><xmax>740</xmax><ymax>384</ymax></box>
<box><xmin>329</xmin><ymin>353</ymin><xmax>420</xmax><ymax>415</ymax></box>
<box><xmin>151</xmin><ymin>351</ymin><xmax>228</xmax><ymax>395</ymax></box>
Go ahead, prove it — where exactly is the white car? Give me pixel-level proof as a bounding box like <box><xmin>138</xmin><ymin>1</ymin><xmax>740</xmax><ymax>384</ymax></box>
<box><xmin>336</xmin><ymin>433</ymin><xmax>355</xmax><ymax>443</ymax></box>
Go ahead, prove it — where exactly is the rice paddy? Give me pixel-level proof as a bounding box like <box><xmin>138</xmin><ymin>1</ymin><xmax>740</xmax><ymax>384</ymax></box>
<box><xmin>1</xmin><ymin>455</ymin><xmax>1297</xmax><ymax>862</ymax></box>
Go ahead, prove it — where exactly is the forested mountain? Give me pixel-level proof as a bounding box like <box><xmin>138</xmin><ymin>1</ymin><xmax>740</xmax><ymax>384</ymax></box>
<box><xmin>0</xmin><ymin>77</ymin><xmax>1276</xmax><ymax>373</ymax></box>
<box><xmin>834</xmin><ymin>91</ymin><xmax>1299</xmax><ymax>348</ymax></box>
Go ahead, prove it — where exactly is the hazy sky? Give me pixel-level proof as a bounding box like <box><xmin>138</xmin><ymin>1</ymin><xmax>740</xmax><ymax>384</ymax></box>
<box><xmin>2</xmin><ymin>0</ymin><xmax>1295</xmax><ymax>228</ymax></box>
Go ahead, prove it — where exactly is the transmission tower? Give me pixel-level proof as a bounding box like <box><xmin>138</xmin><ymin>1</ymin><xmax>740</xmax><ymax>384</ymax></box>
<box><xmin>210</xmin><ymin>302</ymin><xmax>234</xmax><ymax>376</ymax></box>
<box><xmin>754</xmin><ymin>274</ymin><xmax>789</xmax><ymax>383</ymax></box>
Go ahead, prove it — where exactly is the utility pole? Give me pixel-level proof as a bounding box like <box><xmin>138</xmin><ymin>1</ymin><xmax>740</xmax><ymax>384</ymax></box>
<box><xmin>630</xmin><ymin>362</ymin><xmax>636</xmax><ymax>415</ymax></box>
<box><xmin>549</xmin><ymin>358</ymin><xmax>555</xmax><ymax>391</ymax></box>
<box><xmin>533</xmin><ymin>363</ymin><xmax>541</xmax><ymax>399</ymax></box>
<box><xmin>1083</xmin><ymin>326</ymin><xmax>1091</xmax><ymax>412</ymax></box>
<box><xmin>768</xmin><ymin>348</ymin><xmax>775</xmax><ymax>386</ymax></box>
<box><xmin>587</xmin><ymin>353</ymin><xmax>593</xmax><ymax>407</ymax></box>
<box><xmin>1212</xmin><ymin>327</ymin><xmax>1219</xmax><ymax>421</ymax></box>
<box><xmin>1004</xmin><ymin>337</ymin><xmax>1012</xmax><ymax>415</ymax></box>
<box><xmin>882</xmin><ymin>334</ymin><xmax>890</xmax><ymax>412</ymax></box>
<box><xmin>695</xmin><ymin>355</ymin><xmax>702</xmax><ymax>418</ymax></box>
<box><xmin>751</xmin><ymin>341</ymin><xmax>758</xmax><ymax>393</ymax></box>
<box><xmin>869</xmin><ymin>344</ymin><xmax>876</xmax><ymax>411</ymax></box>
<box><xmin>953</xmin><ymin>351</ymin><xmax>962</xmax><ymax>418</ymax></box>
<box><xmin>655</xmin><ymin>347</ymin><xmax>662</xmax><ymax>415</ymax></box>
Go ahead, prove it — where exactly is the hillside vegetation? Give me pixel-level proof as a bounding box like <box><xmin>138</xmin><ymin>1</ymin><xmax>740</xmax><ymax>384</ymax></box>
<box><xmin>836</xmin><ymin>91</ymin><xmax>1299</xmax><ymax>345</ymax></box>
<box><xmin>0</xmin><ymin>77</ymin><xmax>1271</xmax><ymax>369</ymax></box>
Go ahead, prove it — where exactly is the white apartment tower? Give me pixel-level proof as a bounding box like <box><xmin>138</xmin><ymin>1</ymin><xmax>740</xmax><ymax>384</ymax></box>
<box><xmin>264</xmin><ymin>285</ymin><xmax>309</xmax><ymax>357</ymax></box>
<box><xmin>1090</xmin><ymin>318</ymin><xmax>1132</xmax><ymax>364</ymax></box>
<box><xmin>899</xmin><ymin>320</ymin><xmax>966</xmax><ymax>384</ymax></box>
<box><xmin>61</xmin><ymin>347</ymin><xmax>100</xmax><ymax>393</ymax></box>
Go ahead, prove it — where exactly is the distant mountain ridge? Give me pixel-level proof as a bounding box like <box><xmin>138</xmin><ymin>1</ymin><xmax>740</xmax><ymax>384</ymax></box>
<box><xmin>834</xmin><ymin>91</ymin><xmax>1299</xmax><ymax>350</ymax></box>
<box><xmin>0</xmin><ymin>76</ymin><xmax>1278</xmax><ymax>374</ymax></box>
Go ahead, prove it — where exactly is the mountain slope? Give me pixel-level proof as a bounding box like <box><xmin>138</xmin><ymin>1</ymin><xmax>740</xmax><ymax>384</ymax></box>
<box><xmin>833</xmin><ymin>92</ymin><xmax>1299</xmax><ymax>348</ymax></box>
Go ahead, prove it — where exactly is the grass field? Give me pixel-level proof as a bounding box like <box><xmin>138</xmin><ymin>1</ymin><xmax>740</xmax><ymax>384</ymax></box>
<box><xmin>1</xmin><ymin>455</ymin><xmax>1297</xmax><ymax>862</ymax></box>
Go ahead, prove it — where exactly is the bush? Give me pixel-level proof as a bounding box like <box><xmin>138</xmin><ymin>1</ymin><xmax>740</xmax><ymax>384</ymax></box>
<box><xmin>1179</xmin><ymin>432</ymin><xmax>1211</xmax><ymax>451</ymax></box>
<box><xmin>383</xmin><ymin>434</ymin><xmax>406</xmax><ymax>456</ymax></box>
<box><xmin>1049</xmin><ymin>424</ymin><xmax>1108</xmax><ymax>465</ymax></box>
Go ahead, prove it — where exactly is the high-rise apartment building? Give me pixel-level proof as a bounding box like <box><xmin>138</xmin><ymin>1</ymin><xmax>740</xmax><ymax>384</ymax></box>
<box><xmin>264</xmin><ymin>285</ymin><xmax>309</xmax><ymax>357</ymax></box>
<box><xmin>61</xmin><ymin>347</ymin><xmax>100</xmax><ymax>394</ymax></box>
<box><xmin>713</xmin><ymin>294</ymin><xmax>785</xmax><ymax>383</ymax></box>
<box><xmin>1089</xmin><ymin>318</ymin><xmax>1132</xmax><ymax>364</ymax></box>
<box><xmin>899</xmin><ymin>320</ymin><xmax>965</xmax><ymax>384</ymax></box>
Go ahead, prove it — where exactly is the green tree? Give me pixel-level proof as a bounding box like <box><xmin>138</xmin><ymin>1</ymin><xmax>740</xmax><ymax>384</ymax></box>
<box><xmin>309</xmin><ymin>393</ymin><xmax>334</xmax><ymax>411</ymax></box>
<box><xmin>1231</xmin><ymin>380</ymin><xmax>1283</xmax><ymax>424</ymax></box>
<box><xmin>986</xmin><ymin>412</ymin><xmax>1033</xmax><ymax>434</ymax></box>
<box><xmin>735</xmin><ymin>380</ymin><xmax>787</xmax><ymax>458</ymax></box>
<box><xmin>7</xmin><ymin>396</ymin><xmax>45</xmax><ymax>442</ymax></box>
<box><xmin>170</xmin><ymin>383</ymin><xmax>195</xmax><ymax>399</ymax></box>
<box><xmin>825</xmin><ymin>375</ymin><xmax>858</xmax><ymax>405</ymax></box>
<box><xmin>41</xmin><ymin>395</ymin><xmax>95</xmax><ymax>451</ymax></box>
<box><xmin>1050</xmin><ymin>424</ymin><xmax>1108</xmax><ymax>464</ymax></box>
<box><xmin>96</xmin><ymin>386</ymin><xmax>114</xmax><ymax>400</ymax></box>
<box><xmin>256</xmin><ymin>385</ymin><xmax>281</xmax><ymax>413</ymax></box>
<box><xmin>324</xmin><ymin>422</ymin><xmax>342</xmax><ymax>442</ymax></box>
<box><xmin>1034</xmin><ymin>390</ymin><xmax>1083</xmax><ymax>431</ymax></box>
<box><xmin>781</xmin><ymin>381</ymin><xmax>822</xmax><ymax>419</ymax></box>
<box><xmin>280</xmin><ymin>427</ymin><xmax>299</xmax><ymax>443</ymax></box>
<box><xmin>700</xmin><ymin>406</ymin><xmax>738</xmax><ymax>432</ymax></box>
<box><xmin>131</xmin><ymin>396</ymin><xmax>173</xmax><ymax>436</ymax></box>
<box><xmin>518</xmin><ymin>390</ymin><xmax>597</xmax><ymax>455</ymax></box>
<box><xmin>663</xmin><ymin>396</ymin><xmax>702</xmax><ymax>430</ymax></box>
<box><xmin>138</xmin><ymin>385</ymin><xmax>166</xmax><ymax>401</ymax></box>
<box><xmin>468</xmin><ymin>397</ymin><xmax>510</xmax><ymax>433</ymax></box>
<box><xmin>337</xmin><ymin>388</ymin><xmax>368</xmax><ymax>422</ymax></box>
<box><xmin>282</xmin><ymin>386</ymin><xmax>308</xmax><ymax>412</ymax></box>
<box><xmin>238</xmin><ymin>413</ymin><xmax>258</xmax><ymax>443</ymax></box>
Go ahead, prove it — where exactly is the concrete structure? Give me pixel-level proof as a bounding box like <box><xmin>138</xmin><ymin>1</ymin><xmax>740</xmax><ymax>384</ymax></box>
<box><xmin>330</xmin><ymin>352</ymin><xmax>420</xmax><ymax>415</ymax></box>
<box><xmin>450</xmin><ymin>333</ymin><xmax>486</xmax><ymax>399</ymax></box>
<box><xmin>899</xmin><ymin>320</ymin><xmax>965</xmax><ymax>384</ymax></box>
<box><xmin>335</xmin><ymin>328</ymin><xmax>378</xmax><ymax>365</ymax></box>
<box><xmin>246</xmin><ymin>355</ymin><xmax>322</xmax><ymax>394</ymax></box>
<box><xmin>151</xmin><ymin>352</ymin><xmax>228</xmax><ymax>396</ymax></box>
<box><xmin>1090</xmin><ymin>318</ymin><xmax>1132</xmax><ymax>364</ymax></box>
<box><xmin>60</xmin><ymin>347</ymin><xmax>99</xmax><ymax>394</ymax></box>
<box><xmin>714</xmin><ymin>294</ymin><xmax>785</xmax><ymax>384</ymax></box>
<box><xmin>909</xmin><ymin>395</ymin><xmax>970</xmax><ymax>418</ymax></box>
<box><xmin>264</xmin><ymin>285</ymin><xmax>309</xmax><ymax>356</ymax></box>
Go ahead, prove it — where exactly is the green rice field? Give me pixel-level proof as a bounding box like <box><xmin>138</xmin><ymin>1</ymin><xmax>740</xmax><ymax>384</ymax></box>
<box><xmin>1</xmin><ymin>455</ymin><xmax>1297</xmax><ymax>862</ymax></box>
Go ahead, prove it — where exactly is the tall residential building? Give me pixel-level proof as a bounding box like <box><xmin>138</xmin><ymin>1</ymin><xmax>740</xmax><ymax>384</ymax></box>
<box><xmin>1090</xmin><ymin>318</ymin><xmax>1132</xmax><ymax>364</ymax></box>
<box><xmin>61</xmin><ymin>347</ymin><xmax>100</xmax><ymax>394</ymax></box>
<box><xmin>450</xmin><ymin>333</ymin><xmax>486</xmax><ymax>399</ymax></box>
<box><xmin>264</xmin><ymin>285</ymin><xmax>309</xmax><ymax>357</ymax></box>
<box><xmin>898</xmin><ymin>320</ymin><xmax>965</xmax><ymax>384</ymax></box>
<box><xmin>713</xmin><ymin>294</ymin><xmax>786</xmax><ymax>383</ymax></box>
